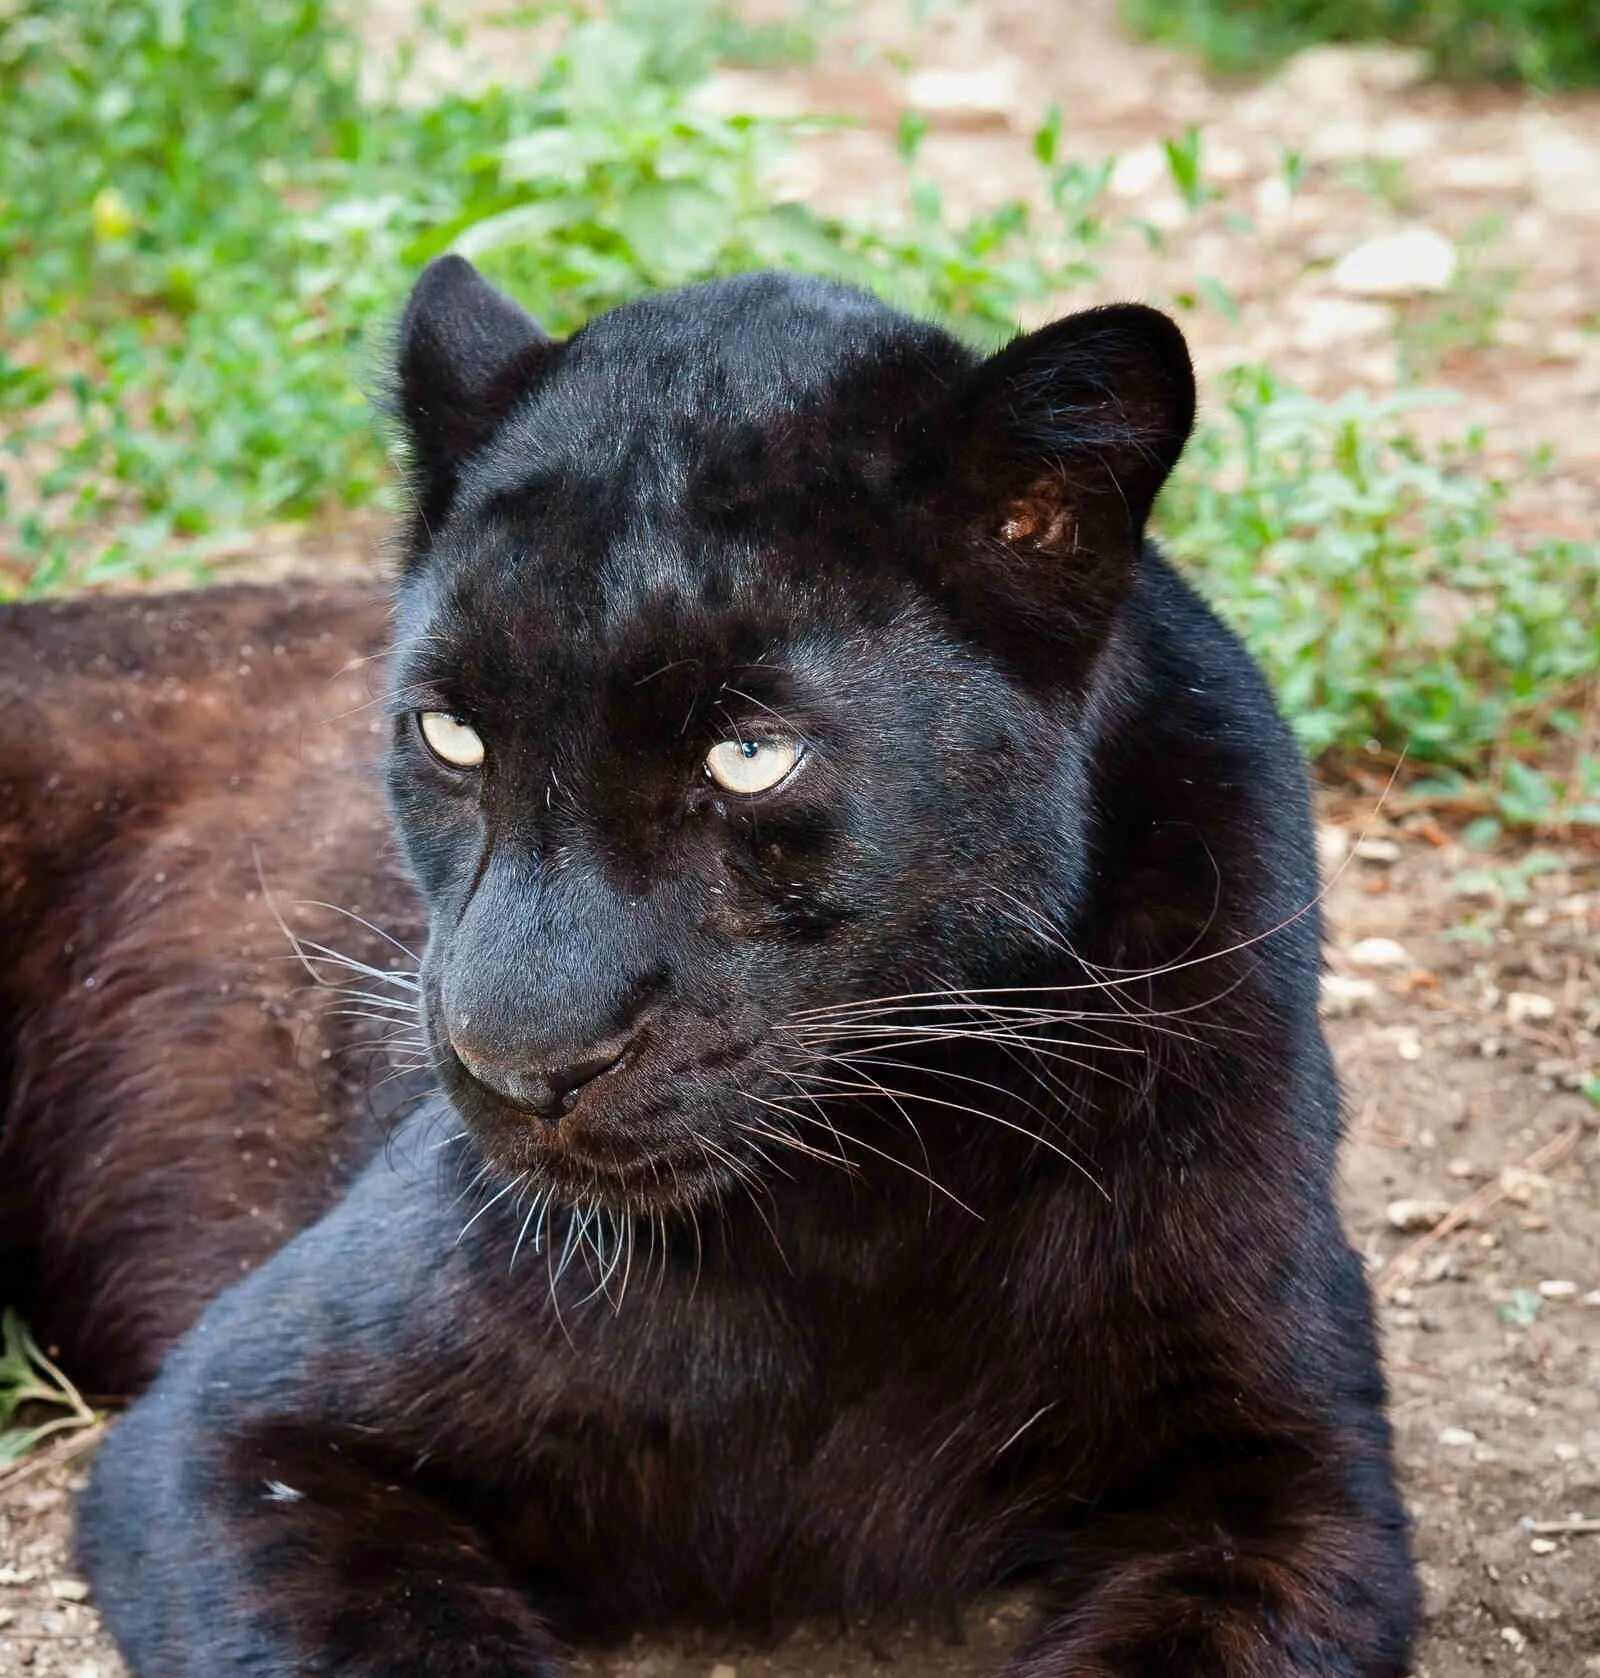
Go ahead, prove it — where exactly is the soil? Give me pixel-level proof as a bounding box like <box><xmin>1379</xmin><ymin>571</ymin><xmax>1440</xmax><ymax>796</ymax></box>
<box><xmin>2</xmin><ymin>2</ymin><xmax>1596</xmax><ymax>1674</ymax></box>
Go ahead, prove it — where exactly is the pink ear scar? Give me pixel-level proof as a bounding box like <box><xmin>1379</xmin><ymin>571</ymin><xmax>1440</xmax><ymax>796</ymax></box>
<box><xmin>998</xmin><ymin>495</ymin><xmax>1073</xmax><ymax>549</ymax></box>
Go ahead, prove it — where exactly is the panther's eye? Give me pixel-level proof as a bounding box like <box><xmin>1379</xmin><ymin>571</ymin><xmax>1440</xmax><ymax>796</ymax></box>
<box><xmin>705</xmin><ymin>736</ymin><xmax>800</xmax><ymax>795</ymax></box>
<box><xmin>418</xmin><ymin>711</ymin><xmax>486</xmax><ymax>769</ymax></box>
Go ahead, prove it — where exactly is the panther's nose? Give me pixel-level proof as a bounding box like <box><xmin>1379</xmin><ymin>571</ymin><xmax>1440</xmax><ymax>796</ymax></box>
<box><xmin>454</xmin><ymin>1033</ymin><xmax>636</xmax><ymax>1125</ymax></box>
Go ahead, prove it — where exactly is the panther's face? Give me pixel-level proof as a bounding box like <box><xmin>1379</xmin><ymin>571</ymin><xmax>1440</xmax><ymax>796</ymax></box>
<box><xmin>385</xmin><ymin>259</ymin><xmax>1192</xmax><ymax>1216</ymax></box>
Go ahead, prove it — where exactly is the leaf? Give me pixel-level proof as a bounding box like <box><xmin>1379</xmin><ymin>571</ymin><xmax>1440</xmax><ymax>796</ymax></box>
<box><xmin>453</xmin><ymin>202</ymin><xmax>570</xmax><ymax>260</ymax></box>
<box><xmin>617</xmin><ymin>179</ymin><xmax>727</xmax><ymax>282</ymax></box>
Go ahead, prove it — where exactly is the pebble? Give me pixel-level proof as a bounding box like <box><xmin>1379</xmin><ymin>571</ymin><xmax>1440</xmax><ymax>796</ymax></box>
<box><xmin>1316</xmin><ymin>823</ymin><xmax>1350</xmax><ymax>872</ymax></box>
<box><xmin>1439</xmin><ymin>1426</ymin><xmax>1478</xmax><ymax>1448</ymax></box>
<box><xmin>1321</xmin><ymin>974</ymin><xmax>1378</xmax><ymax>1016</ymax></box>
<box><xmin>49</xmin><ymin>1578</ymin><xmax>90</xmax><ymax>1602</ymax></box>
<box><xmin>1537</xmin><ymin>1280</ymin><xmax>1578</xmax><ymax>1300</ymax></box>
<box><xmin>1500</xmin><ymin>1625</ymin><xmax>1528</xmax><ymax>1653</ymax></box>
<box><xmin>1348</xmin><ymin>936</ymin><xmax>1411</xmax><ymax>970</ymax></box>
<box><xmin>1500</xmin><ymin>1168</ymin><xmax>1552</xmax><ymax>1206</ymax></box>
<box><xmin>1354</xmin><ymin>837</ymin><xmax>1402</xmax><ymax>864</ymax></box>
<box><xmin>1291</xmin><ymin>296</ymin><xmax>1393</xmax><ymax>350</ymax></box>
<box><xmin>1507</xmin><ymin>991</ymin><xmax>1556</xmax><ymax>1025</ymax></box>
<box><xmin>1332</xmin><ymin>228</ymin><xmax>1458</xmax><ymax>297</ymax></box>
<box><xmin>903</xmin><ymin>66</ymin><xmax>1020</xmax><ymax>121</ymax></box>
<box><xmin>1530</xmin><ymin>1537</ymin><xmax>1558</xmax><ymax>1555</ymax></box>
<box><xmin>1386</xmin><ymin>1197</ymin><xmax>1452</xmax><ymax>1233</ymax></box>
<box><xmin>1277</xmin><ymin>43</ymin><xmax>1430</xmax><ymax>104</ymax></box>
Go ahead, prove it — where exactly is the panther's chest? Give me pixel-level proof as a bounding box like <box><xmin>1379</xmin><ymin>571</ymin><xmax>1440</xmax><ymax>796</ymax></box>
<box><xmin>491</xmin><ymin>1275</ymin><xmax>1077</xmax><ymax>1631</ymax></box>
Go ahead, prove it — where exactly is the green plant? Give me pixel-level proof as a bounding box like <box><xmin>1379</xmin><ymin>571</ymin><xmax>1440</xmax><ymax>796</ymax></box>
<box><xmin>0</xmin><ymin>0</ymin><xmax>1099</xmax><ymax>593</ymax></box>
<box><xmin>0</xmin><ymin>1310</ymin><xmax>97</xmax><ymax>1466</ymax></box>
<box><xmin>1156</xmin><ymin>369</ymin><xmax>1600</xmax><ymax>826</ymax></box>
<box><xmin>1396</xmin><ymin>214</ymin><xmax>1519</xmax><ymax>379</ymax></box>
<box><xmin>4</xmin><ymin>0</ymin><xmax>1595</xmax><ymax>831</ymax></box>
<box><xmin>1123</xmin><ymin>0</ymin><xmax>1600</xmax><ymax>90</ymax></box>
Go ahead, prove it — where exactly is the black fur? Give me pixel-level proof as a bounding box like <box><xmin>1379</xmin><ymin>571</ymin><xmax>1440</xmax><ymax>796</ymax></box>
<box><xmin>59</xmin><ymin>261</ymin><xmax>1415</xmax><ymax>1673</ymax></box>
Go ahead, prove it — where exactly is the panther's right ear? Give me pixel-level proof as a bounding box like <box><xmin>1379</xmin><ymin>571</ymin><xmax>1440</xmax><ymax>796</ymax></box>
<box><xmin>396</xmin><ymin>255</ymin><xmax>554</xmax><ymax>532</ymax></box>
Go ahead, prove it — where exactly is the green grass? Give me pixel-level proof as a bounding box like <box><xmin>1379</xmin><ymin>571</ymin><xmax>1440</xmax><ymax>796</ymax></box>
<box><xmin>0</xmin><ymin>0</ymin><xmax>1078</xmax><ymax>592</ymax></box>
<box><xmin>1</xmin><ymin>0</ymin><xmax>1595</xmax><ymax>831</ymax></box>
<box><xmin>1161</xmin><ymin>372</ymin><xmax>1600</xmax><ymax>829</ymax></box>
<box><xmin>1122</xmin><ymin>0</ymin><xmax>1600</xmax><ymax>89</ymax></box>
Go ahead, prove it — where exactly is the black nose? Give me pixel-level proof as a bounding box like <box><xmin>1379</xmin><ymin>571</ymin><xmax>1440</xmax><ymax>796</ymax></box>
<box><xmin>455</xmin><ymin>1035</ymin><xmax>633</xmax><ymax>1124</ymax></box>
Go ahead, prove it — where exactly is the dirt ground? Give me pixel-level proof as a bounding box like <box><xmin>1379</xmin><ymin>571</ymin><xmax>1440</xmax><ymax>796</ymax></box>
<box><xmin>2</xmin><ymin>1</ymin><xmax>1596</xmax><ymax>1673</ymax></box>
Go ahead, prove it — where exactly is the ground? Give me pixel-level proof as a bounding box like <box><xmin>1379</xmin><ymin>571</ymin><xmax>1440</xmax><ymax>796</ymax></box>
<box><xmin>1</xmin><ymin>1</ymin><xmax>1596</xmax><ymax>1673</ymax></box>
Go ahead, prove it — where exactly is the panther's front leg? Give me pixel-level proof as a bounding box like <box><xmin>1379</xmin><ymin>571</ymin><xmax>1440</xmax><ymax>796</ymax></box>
<box><xmin>1012</xmin><ymin>1437</ymin><xmax>1415</xmax><ymax>1678</ymax></box>
<box><xmin>82</xmin><ymin>1403</ymin><xmax>563</xmax><ymax>1677</ymax></box>
<box><xmin>1007</xmin><ymin>1245</ymin><xmax>1417</xmax><ymax>1678</ymax></box>
<box><xmin>76</xmin><ymin>1166</ymin><xmax>570</xmax><ymax>1678</ymax></box>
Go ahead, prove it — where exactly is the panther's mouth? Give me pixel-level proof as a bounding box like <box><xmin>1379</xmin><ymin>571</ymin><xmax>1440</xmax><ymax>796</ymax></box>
<box><xmin>429</xmin><ymin>1043</ymin><xmax>750</xmax><ymax>1217</ymax></box>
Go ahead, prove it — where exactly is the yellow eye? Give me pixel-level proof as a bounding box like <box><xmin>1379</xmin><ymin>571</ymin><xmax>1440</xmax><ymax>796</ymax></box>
<box><xmin>418</xmin><ymin>711</ymin><xmax>485</xmax><ymax>769</ymax></box>
<box><xmin>705</xmin><ymin>737</ymin><xmax>800</xmax><ymax>795</ymax></box>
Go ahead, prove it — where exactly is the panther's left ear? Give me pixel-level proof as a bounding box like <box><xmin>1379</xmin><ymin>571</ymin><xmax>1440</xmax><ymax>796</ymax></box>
<box><xmin>396</xmin><ymin>255</ymin><xmax>555</xmax><ymax>532</ymax></box>
<box><xmin>923</xmin><ymin>304</ymin><xmax>1194</xmax><ymax>648</ymax></box>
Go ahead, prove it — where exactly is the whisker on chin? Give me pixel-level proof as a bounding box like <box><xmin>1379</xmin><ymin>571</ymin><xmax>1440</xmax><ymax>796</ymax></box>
<box><xmin>742</xmin><ymin>1088</ymin><xmax>980</xmax><ymax>1219</ymax></box>
<box><xmin>784</xmin><ymin>1066</ymin><xmax>1112</xmax><ymax>1204</ymax></box>
<box><xmin>455</xmin><ymin>1171</ymin><xmax>527</xmax><ymax>1245</ymax></box>
<box><xmin>728</xmin><ymin>1113</ymin><xmax>852</xmax><ymax>1172</ymax></box>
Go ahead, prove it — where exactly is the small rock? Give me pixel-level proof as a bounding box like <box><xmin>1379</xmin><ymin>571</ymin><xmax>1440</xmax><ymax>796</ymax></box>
<box><xmin>1530</xmin><ymin>1537</ymin><xmax>1558</xmax><ymax>1555</ymax></box>
<box><xmin>1355</xmin><ymin>837</ymin><xmax>1402</xmax><ymax>864</ymax></box>
<box><xmin>1321</xmin><ymin>974</ymin><xmax>1378</xmax><ymax>1016</ymax></box>
<box><xmin>904</xmin><ymin>66</ymin><xmax>1020</xmax><ymax>121</ymax></box>
<box><xmin>1537</xmin><ymin>1279</ymin><xmax>1578</xmax><ymax>1300</ymax></box>
<box><xmin>49</xmin><ymin>1578</ymin><xmax>90</xmax><ymax>1602</ymax></box>
<box><xmin>1500</xmin><ymin>1168</ymin><xmax>1552</xmax><ymax>1206</ymax></box>
<box><xmin>1316</xmin><ymin>823</ymin><xmax>1350</xmax><ymax>872</ymax></box>
<box><xmin>1447</xmin><ymin>1157</ymin><xmax>1480</xmax><ymax>1180</ymax></box>
<box><xmin>1291</xmin><ymin>296</ymin><xmax>1394</xmax><ymax>351</ymax></box>
<box><xmin>1110</xmin><ymin>141</ymin><xmax>1169</xmax><ymax>200</ymax></box>
<box><xmin>1500</xmin><ymin>1625</ymin><xmax>1527</xmax><ymax>1653</ymax></box>
<box><xmin>1278</xmin><ymin>43</ymin><xmax>1430</xmax><ymax>104</ymax></box>
<box><xmin>1387</xmin><ymin>1197</ymin><xmax>1452</xmax><ymax>1233</ymax></box>
<box><xmin>1348</xmin><ymin>936</ymin><xmax>1411</xmax><ymax>970</ymax></box>
<box><xmin>1439</xmin><ymin>1426</ymin><xmax>1478</xmax><ymax>1448</ymax></box>
<box><xmin>709</xmin><ymin>1665</ymin><xmax>739</xmax><ymax>1678</ymax></box>
<box><xmin>1332</xmin><ymin>228</ymin><xmax>1457</xmax><ymax>298</ymax></box>
<box><xmin>1585</xmin><ymin>1290</ymin><xmax>1600</xmax><ymax>1308</ymax></box>
<box><xmin>1507</xmin><ymin>991</ymin><xmax>1556</xmax><ymax>1025</ymax></box>
<box><xmin>1419</xmin><ymin>1251</ymin><xmax>1457</xmax><ymax>1284</ymax></box>
<box><xmin>1396</xmin><ymin>1033</ymin><xmax>1422</xmax><ymax>1062</ymax></box>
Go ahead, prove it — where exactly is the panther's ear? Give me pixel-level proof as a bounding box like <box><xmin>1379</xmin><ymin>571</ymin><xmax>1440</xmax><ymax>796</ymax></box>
<box><xmin>924</xmin><ymin>304</ymin><xmax>1194</xmax><ymax>657</ymax></box>
<box><xmin>396</xmin><ymin>255</ymin><xmax>554</xmax><ymax>531</ymax></box>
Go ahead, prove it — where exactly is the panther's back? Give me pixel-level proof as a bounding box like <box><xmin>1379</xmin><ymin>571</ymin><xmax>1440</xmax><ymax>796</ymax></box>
<box><xmin>0</xmin><ymin>581</ymin><xmax>424</xmax><ymax>1390</ymax></box>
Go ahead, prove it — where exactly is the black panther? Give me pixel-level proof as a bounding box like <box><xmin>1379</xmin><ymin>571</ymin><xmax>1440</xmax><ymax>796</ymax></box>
<box><xmin>0</xmin><ymin>257</ymin><xmax>1418</xmax><ymax>1674</ymax></box>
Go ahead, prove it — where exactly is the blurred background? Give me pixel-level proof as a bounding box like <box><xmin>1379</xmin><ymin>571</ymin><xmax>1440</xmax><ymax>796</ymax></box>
<box><xmin>1</xmin><ymin>3</ymin><xmax>1596</xmax><ymax>1676</ymax></box>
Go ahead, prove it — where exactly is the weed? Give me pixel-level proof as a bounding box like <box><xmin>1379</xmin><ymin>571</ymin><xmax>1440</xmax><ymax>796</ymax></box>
<box><xmin>1396</xmin><ymin>214</ymin><xmax>1520</xmax><ymax>380</ymax></box>
<box><xmin>1158</xmin><ymin>370</ymin><xmax>1600</xmax><ymax>827</ymax></box>
<box><xmin>2</xmin><ymin>0</ymin><xmax>1595</xmax><ymax>832</ymax></box>
<box><xmin>0</xmin><ymin>1311</ymin><xmax>97</xmax><ymax>1467</ymax></box>
<box><xmin>1123</xmin><ymin>0</ymin><xmax>1600</xmax><ymax>91</ymax></box>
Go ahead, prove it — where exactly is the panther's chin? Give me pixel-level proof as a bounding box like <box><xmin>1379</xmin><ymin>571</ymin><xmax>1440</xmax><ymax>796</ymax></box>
<box><xmin>439</xmin><ymin>1070</ymin><xmax>744</xmax><ymax>1222</ymax></box>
